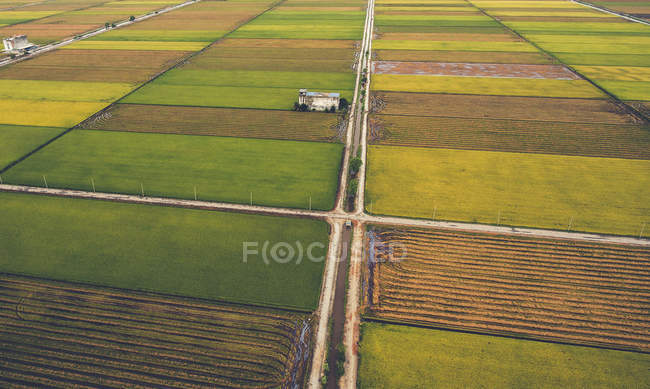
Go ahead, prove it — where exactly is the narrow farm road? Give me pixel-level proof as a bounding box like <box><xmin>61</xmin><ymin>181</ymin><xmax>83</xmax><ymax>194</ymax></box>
<box><xmin>340</xmin><ymin>222</ymin><xmax>365</xmax><ymax>388</ymax></box>
<box><xmin>353</xmin><ymin>0</ymin><xmax>374</xmax><ymax>217</ymax></box>
<box><xmin>0</xmin><ymin>0</ymin><xmax>201</xmax><ymax>68</ymax></box>
<box><xmin>334</xmin><ymin>0</ymin><xmax>375</xmax><ymax>214</ymax></box>
<box><xmin>326</xmin><ymin>226</ymin><xmax>351</xmax><ymax>389</ymax></box>
<box><xmin>308</xmin><ymin>220</ymin><xmax>342</xmax><ymax>389</ymax></box>
<box><xmin>572</xmin><ymin>0</ymin><xmax>650</xmax><ymax>25</ymax></box>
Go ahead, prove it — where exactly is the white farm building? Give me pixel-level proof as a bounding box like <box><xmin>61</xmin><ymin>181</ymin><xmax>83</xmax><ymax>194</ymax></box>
<box><xmin>2</xmin><ymin>35</ymin><xmax>35</xmax><ymax>54</ymax></box>
<box><xmin>298</xmin><ymin>89</ymin><xmax>340</xmax><ymax>111</ymax></box>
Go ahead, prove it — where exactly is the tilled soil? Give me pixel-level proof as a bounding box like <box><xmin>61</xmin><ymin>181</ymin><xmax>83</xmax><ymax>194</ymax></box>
<box><xmin>372</xmin><ymin>61</ymin><xmax>580</xmax><ymax>80</ymax></box>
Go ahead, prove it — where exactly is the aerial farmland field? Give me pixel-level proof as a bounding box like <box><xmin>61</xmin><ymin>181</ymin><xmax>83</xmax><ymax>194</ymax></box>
<box><xmin>1</xmin><ymin>0</ymin><xmax>649</xmax><ymax>387</ymax></box>
<box><xmin>1</xmin><ymin>130</ymin><xmax>343</xmax><ymax>210</ymax></box>
<box><xmin>359</xmin><ymin>323</ymin><xmax>650</xmax><ymax>389</ymax></box>
<box><xmin>364</xmin><ymin>226</ymin><xmax>650</xmax><ymax>350</ymax></box>
<box><xmin>366</xmin><ymin>145</ymin><xmax>650</xmax><ymax>235</ymax></box>
<box><xmin>0</xmin><ymin>192</ymin><xmax>328</xmax><ymax>310</ymax></box>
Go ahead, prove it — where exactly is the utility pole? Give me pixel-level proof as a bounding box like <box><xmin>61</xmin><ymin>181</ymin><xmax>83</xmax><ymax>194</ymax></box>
<box><xmin>309</xmin><ymin>195</ymin><xmax>312</xmax><ymax>211</ymax></box>
<box><xmin>568</xmin><ymin>216</ymin><xmax>573</xmax><ymax>231</ymax></box>
<box><xmin>432</xmin><ymin>205</ymin><xmax>437</xmax><ymax>221</ymax></box>
<box><xmin>90</xmin><ymin>177</ymin><xmax>96</xmax><ymax>192</ymax></box>
<box><xmin>640</xmin><ymin>222</ymin><xmax>646</xmax><ymax>239</ymax></box>
<box><xmin>194</xmin><ymin>185</ymin><xmax>197</xmax><ymax>201</ymax></box>
<box><xmin>250</xmin><ymin>192</ymin><xmax>253</xmax><ymax>206</ymax></box>
<box><xmin>497</xmin><ymin>210</ymin><xmax>501</xmax><ymax>226</ymax></box>
<box><xmin>42</xmin><ymin>175</ymin><xmax>48</xmax><ymax>188</ymax></box>
<box><xmin>140</xmin><ymin>182</ymin><xmax>145</xmax><ymax>197</ymax></box>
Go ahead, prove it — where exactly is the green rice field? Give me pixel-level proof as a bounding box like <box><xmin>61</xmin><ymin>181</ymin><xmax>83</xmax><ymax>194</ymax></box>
<box><xmin>2</xmin><ymin>130</ymin><xmax>344</xmax><ymax>210</ymax></box>
<box><xmin>0</xmin><ymin>192</ymin><xmax>328</xmax><ymax>310</ymax></box>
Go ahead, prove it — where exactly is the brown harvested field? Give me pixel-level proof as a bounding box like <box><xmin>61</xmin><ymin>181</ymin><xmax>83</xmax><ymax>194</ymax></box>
<box><xmin>0</xmin><ymin>50</ymin><xmax>188</xmax><ymax>83</ymax></box>
<box><xmin>10</xmin><ymin>49</ymin><xmax>188</xmax><ymax>69</ymax></box>
<box><xmin>373</xmin><ymin>92</ymin><xmax>637</xmax><ymax>124</ymax></box>
<box><xmin>0</xmin><ymin>66</ymin><xmax>158</xmax><ymax>83</ymax></box>
<box><xmin>279</xmin><ymin>6</ymin><xmax>363</xmax><ymax>11</ymax></box>
<box><xmin>377</xmin><ymin>32</ymin><xmax>521</xmax><ymax>41</ymax></box>
<box><xmin>375</xmin><ymin>50</ymin><xmax>552</xmax><ymax>64</ymax></box>
<box><xmin>200</xmin><ymin>47</ymin><xmax>354</xmax><ymax>60</ymax></box>
<box><xmin>0</xmin><ymin>275</ymin><xmax>311</xmax><ymax>388</ymax></box>
<box><xmin>0</xmin><ymin>24</ymin><xmax>94</xmax><ymax>43</ymax></box>
<box><xmin>496</xmin><ymin>16</ymin><xmax>627</xmax><ymax>22</ymax></box>
<box><xmin>363</xmin><ymin>227</ymin><xmax>650</xmax><ymax>352</ymax></box>
<box><xmin>186</xmin><ymin>57</ymin><xmax>353</xmax><ymax>73</ymax></box>
<box><xmin>125</xmin><ymin>9</ymin><xmax>267</xmax><ymax>31</ymax></box>
<box><xmin>217</xmin><ymin>38</ymin><xmax>356</xmax><ymax>49</ymax></box>
<box><xmin>372</xmin><ymin>61</ymin><xmax>578</xmax><ymax>79</ymax></box>
<box><xmin>376</xmin><ymin>10</ymin><xmax>483</xmax><ymax>15</ymax></box>
<box><xmin>370</xmin><ymin>114</ymin><xmax>650</xmax><ymax>159</ymax></box>
<box><xmin>84</xmin><ymin>104</ymin><xmax>343</xmax><ymax>142</ymax></box>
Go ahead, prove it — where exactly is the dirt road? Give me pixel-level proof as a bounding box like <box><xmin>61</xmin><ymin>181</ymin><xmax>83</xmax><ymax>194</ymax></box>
<box><xmin>308</xmin><ymin>220</ymin><xmax>342</xmax><ymax>388</ymax></box>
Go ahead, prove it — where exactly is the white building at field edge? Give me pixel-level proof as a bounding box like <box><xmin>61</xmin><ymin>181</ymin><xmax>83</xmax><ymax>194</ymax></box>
<box><xmin>298</xmin><ymin>89</ymin><xmax>340</xmax><ymax>111</ymax></box>
<box><xmin>3</xmin><ymin>35</ymin><xmax>36</xmax><ymax>54</ymax></box>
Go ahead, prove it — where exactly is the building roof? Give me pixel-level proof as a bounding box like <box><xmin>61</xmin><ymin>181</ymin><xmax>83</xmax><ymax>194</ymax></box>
<box><xmin>305</xmin><ymin>91</ymin><xmax>340</xmax><ymax>98</ymax></box>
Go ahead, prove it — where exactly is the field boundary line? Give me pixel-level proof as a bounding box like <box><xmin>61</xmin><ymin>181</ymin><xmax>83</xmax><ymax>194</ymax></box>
<box><xmin>361</xmin><ymin>316</ymin><xmax>650</xmax><ymax>355</ymax></box>
<box><xmin>466</xmin><ymin>0</ymin><xmax>649</xmax><ymax>123</ymax></box>
<box><xmin>571</xmin><ymin>0</ymin><xmax>650</xmax><ymax>25</ymax></box>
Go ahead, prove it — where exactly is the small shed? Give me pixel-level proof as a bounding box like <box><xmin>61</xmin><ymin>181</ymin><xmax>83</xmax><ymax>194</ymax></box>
<box><xmin>3</xmin><ymin>35</ymin><xmax>35</xmax><ymax>54</ymax></box>
<box><xmin>298</xmin><ymin>89</ymin><xmax>340</xmax><ymax>111</ymax></box>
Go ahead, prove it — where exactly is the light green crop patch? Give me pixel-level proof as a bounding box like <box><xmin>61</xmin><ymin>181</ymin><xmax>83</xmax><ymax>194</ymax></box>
<box><xmin>537</xmin><ymin>42</ymin><xmax>650</xmax><ymax>56</ymax></box>
<box><xmin>372</xmin><ymin>74</ymin><xmax>604</xmax><ymax>99</ymax></box>
<box><xmin>0</xmin><ymin>124</ymin><xmax>64</xmax><ymax>169</ymax></box>
<box><xmin>2</xmin><ymin>130</ymin><xmax>344</xmax><ymax>211</ymax></box>
<box><xmin>504</xmin><ymin>21</ymin><xmax>650</xmax><ymax>34</ymax></box>
<box><xmin>595</xmin><ymin>80</ymin><xmax>650</xmax><ymax>101</ymax></box>
<box><xmin>359</xmin><ymin>323</ymin><xmax>650</xmax><ymax>389</ymax></box>
<box><xmin>0</xmin><ymin>99</ymin><xmax>107</xmax><ymax>128</ymax></box>
<box><xmin>373</xmin><ymin>40</ymin><xmax>538</xmax><ymax>52</ymax></box>
<box><xmin>0</xmin><ymin>10</ymin><xmax>59</xmax><ymax>24</ymax></box>
<box><xmin>365</xmin><ymin>145</ymin><xmax>650</xmax><ymax>236</ymax></box>
<box><xmin>574</xmin><ymin>66</ymin><xmax>650</xmax><ymax>82</ymax></box>
<box><xmin>123</xmin><ymin>84</ymin><xmax>352</xmax><ymax>110</ymax></box>
<box><xmin>472</xmin><ymin>0</ymin><xmax>585</xmax><ymax>8</ymax></box>
<box><xmin>89</xmin><ymin>30</ymin><xmax>226</xmax><ymax>42</ymax></box>
<box><xmin>155</xmin><ymin>69</ymin><xmax>356</xmax><ymax>90</ymax></box>
<box><xmin>231</xmin><ymin>24</ymin><xmax>363</xmax><ymax>39</ymax></box>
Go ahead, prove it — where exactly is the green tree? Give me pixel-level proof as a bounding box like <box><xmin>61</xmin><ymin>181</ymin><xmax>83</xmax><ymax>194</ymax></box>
<box><xmin>349</xmin><ymin>157</ymin><xmax>362</xmax><ymax>176</ymax></box>
<box><xmin>129</xmin><ymin>15</ymin><xmax>135</xmax><ymax>21</ymax></box>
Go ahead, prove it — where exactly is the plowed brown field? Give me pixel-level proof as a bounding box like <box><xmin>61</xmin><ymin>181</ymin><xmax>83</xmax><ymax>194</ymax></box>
<box><xmin>363</xmin><ymin>228</ymin><xmax>650</xmax><ymax>352</ymax></box>
<box><xmin>0</xmin><ymin>275</ymin><xmax>312</xmax><ymax>388</ymax></box>
<box><xmin>373</xmin><ymin>92</ymin><xmax>637</xmax><ymax>123</ymax></box>
<box><xmin>369</xmin><ymin>115</ymin><xmax>650</xmax><ymax>159</ymax></box>
<box><xmin>83</xmin><ymin>104</ymin><xmax>342</xmax><ymax>142</ymax></box>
